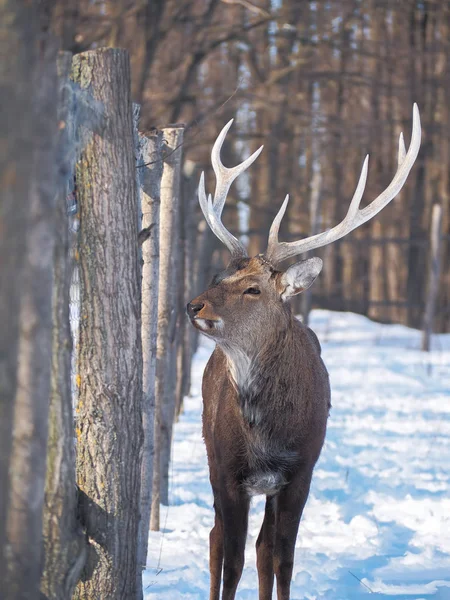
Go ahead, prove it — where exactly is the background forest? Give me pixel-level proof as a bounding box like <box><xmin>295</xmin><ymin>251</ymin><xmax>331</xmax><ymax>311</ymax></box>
<box><xmin>50</xmin><ymin>0</ymin><xmax>449</xmax><ymax>331</ymax></box>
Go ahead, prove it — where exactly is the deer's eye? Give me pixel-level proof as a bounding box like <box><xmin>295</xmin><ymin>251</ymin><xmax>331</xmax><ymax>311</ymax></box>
<box><xmin>243</xmin><ymin>287</ymin><xmax>261</xmax><ymax>295</ymax></box>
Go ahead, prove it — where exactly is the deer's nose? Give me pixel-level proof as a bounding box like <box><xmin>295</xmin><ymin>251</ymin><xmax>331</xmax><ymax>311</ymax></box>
<box><xmin>187</xmin><ymin>301</ymin><xmax>205</xmax><ymax>319</ymax></box>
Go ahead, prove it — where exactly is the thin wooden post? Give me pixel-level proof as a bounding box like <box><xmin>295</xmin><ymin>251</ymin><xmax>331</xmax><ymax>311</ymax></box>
<box><xmin>422</xmin><ymin>203</ymin><xmax>443</xmax><ymax>352</ymax></box>
<box><xmin>137</xmin><ymin>129</ymin><xmax>163</xmax><ymax>582</ymax></box>
<box><xmin>151</xmin><ymin>126</ymin><xmax>184</xmax><ymax>529</ymax></box>
<box><xmin>72</xmin><ymin>48</ymin><xmax>143</xmax><ymax>600</ymax></box>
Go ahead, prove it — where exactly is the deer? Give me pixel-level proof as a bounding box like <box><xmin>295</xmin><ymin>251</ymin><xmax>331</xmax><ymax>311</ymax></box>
<box><xmin>187</xmin><ymin>105</ymin><xmax>421</xmax><ymax>600</ymax></box>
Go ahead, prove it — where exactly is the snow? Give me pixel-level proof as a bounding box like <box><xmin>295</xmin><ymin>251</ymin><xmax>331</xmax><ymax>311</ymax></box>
<box><xmin>144</xmin><ymin>310</ymin><xmax>450</xmax><ymax>600</ymax></box>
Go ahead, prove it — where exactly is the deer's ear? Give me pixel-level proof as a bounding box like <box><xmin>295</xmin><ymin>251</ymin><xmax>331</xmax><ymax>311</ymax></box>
<box><xmin>279</xmin><ymin>257</ymin><xmax>323</xmax><ymax>301</ymax></box>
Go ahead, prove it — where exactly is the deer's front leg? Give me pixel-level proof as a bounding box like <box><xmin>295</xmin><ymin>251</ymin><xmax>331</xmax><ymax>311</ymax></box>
<box><xmin>256</xmin><ymin>495</ymin><xmax>276</xmax><ymax>600</ymax></box>
<box><xmin>220</xmin><ymin>484</ymin><xmax>250</xmax><ymax>600</ymax></box>
<box><xmin>209</xmin><ymin>495</ymin><xmax>223</xmax><ymax>600</ymax></box>
<box><xmin>274</xmin><ymin>468</ymin><xmax>314</xmax><ymax>600</ymax></box>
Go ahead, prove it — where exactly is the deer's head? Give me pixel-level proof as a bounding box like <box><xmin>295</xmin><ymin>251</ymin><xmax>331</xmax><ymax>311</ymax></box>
<box><xmin>187</xmin><ymin>254</ymin><xmax>322</xmax><ymax>349</ymax></box>
<box><xmin>188</xmin><ymin>108</ymin><xmax>421</xmax><ymax>348</ymax></box>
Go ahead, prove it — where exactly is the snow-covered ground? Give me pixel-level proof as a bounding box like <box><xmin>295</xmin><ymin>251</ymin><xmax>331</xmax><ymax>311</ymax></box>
<box><xmin>144</xmin><ymin>310</ymin><xmax>450</xmax><ymax>600</ymax></box>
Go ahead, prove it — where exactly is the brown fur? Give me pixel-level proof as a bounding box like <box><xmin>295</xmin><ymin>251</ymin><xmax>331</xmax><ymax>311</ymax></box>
<box><xmin>187</xmin><ymin>256</ymin><xmax>330</xmax><ymax>600</ymax></box>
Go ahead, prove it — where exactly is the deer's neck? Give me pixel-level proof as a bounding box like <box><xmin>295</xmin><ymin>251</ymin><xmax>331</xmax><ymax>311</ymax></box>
<box><xmin>220</xmin><ymin>311</ymin><xmax>296</xmax><ymax>413</ymax></box>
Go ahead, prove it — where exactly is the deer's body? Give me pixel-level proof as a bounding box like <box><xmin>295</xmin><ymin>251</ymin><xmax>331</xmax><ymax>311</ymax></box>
<box><xmin>203</xmin><ymin>317</ymin><xmax>329</xmax><ymax>494</ymax></box>
<box><xmin>188</xmin><ymin>107</ymin><xmax>420</xmax><ymax>599</ymax></box>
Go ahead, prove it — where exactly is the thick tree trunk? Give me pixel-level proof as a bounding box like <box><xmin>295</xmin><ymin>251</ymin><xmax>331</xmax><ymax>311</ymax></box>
<box><xmin>0</xmin><ymin>2</ymin><xmax>59</xmax><ymax>598</ymax></box>
<box><xmin>136</xmin><ymin>130</ymin><xmax>163</xmax><ymax>587</ymax></box>
<box><xmin>151</xmin><ymin>126</ymin><xmax>184</xmax><ymax>529</ymax></box>
<box><xmin>40</xmin><ymin>52</ymin><xmax>87</xmax><ymax>600</ymax></box>
<box><xmin>72</xmin><ymin>48</ymin><xmax>143</xmax><ymax>600</ymax></box>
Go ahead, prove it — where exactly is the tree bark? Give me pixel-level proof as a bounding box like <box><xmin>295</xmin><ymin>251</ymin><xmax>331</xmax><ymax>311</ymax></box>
<box><xmin>136</xmin><ymin>130</ymin><xmax>163</xmax><ymax>587</ymax></box>
<box><xmin>151</xmin><ymin>126</ymin><xmax>184</xmax><ymax>529</ymax></box>
<box><xmin>72</xmin><ymin>48</ymin><xmax>143</xmax><ymax>600</ymax></box>
<box><xmin>0</xmin><ymin>1</ymin><xmax>58</xmax><ymax>597</ymax></box>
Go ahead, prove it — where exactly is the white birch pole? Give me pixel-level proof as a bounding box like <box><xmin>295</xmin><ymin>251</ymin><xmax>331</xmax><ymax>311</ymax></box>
<box><xmin>137</xmin><ymin>129</ymin><xmax>163</xmax><ymax>582</ymax></box>
<box><xmin>151</xmin><ymin>126</ymin><xmax>184</xmax><ymax>529</ymax></box>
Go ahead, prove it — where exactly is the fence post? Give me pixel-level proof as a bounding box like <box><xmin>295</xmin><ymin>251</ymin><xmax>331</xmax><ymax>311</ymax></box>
<box><xmin>422</xmin><ymin>203</ymin><xmax>443</xmax><ymax>352</ymax></box>
<box><xmin>72</xmin><ymin>48</ymin><xmax>143</xmax><ymax>600</ymax></box>
<box><xmin>137</xmin><ymin>129</ymin><xmax>163</xmax><ymax>577</ymax></box>
<box><xmin>151</xmin><ymin>126</ymin><xmax>184</xmax><ymax>529</ymax></box>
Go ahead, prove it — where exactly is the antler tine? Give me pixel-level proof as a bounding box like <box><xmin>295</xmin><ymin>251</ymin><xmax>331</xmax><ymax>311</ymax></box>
<box><xmin>267</xmin><ymin>194</ymin><xmax>289</xmax><ymax>249</ymax></box>
<box><xmin>398</xmin><ymin>132</ymin><xmax>406</xmax><ymax>165</ymax></box>
<box><xmin>265</xmin><ymin>104</ymin><xmax>421</xmax><ymax>265</ymax></box>
<box><xmin>199</xmin><ymin>119</ymin><xmax>264</xmax><ymax>259</ymax></box>
<box><xmin>267</xmin><ymin>161</ymin><xmax>367</xmax><ymax>252</ymax></box>
<box><xmin>345</xmin><ymin>154</ymin><xmax>369</xmax><ymax>222</ymax></box>
<box><xmin>211</xmin><ymin>119</ymin><xmax>264</xmax><ymax>217</ymax></box>
<box><xmin>198</xmin><ymin>172</ymin><xmax>248</xmax><ymax>257</ymax></box>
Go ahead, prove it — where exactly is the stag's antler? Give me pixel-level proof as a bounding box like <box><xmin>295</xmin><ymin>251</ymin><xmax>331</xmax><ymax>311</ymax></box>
<box><xmin>198</xmin><ymin>119</ymin><xmax>263</xmax><ymax>259</ymax></box>
<box><xmin>264</xmin><ymin>104</ymin><xmax>421</xmax><ymax>265</ymax></box>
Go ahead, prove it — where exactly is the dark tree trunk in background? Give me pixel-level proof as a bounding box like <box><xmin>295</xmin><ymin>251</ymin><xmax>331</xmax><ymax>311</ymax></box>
<box><xmin>175</xmin><ymin>167</ymin><xmax>199</xmax><ymax>418</ymax></box>
<box><xmin>422</xmin><ymin>204</ymin><xmax>443</xmax><ymax>351</ymax></box>
<box><xmin>0</xmin><ymin>1</ymin><xmax>58</xmax><ymax>597</ymax></box>
<box><xmin>50</xmin><ymin>0</ymin><xmax>79</xmax><ymax>51</ymax></box>
<box><xmin>72</xmin><ymin>48</ymin><xmax>143</xmax><ymax>600</ymax></box>
<box><xmin>136</xmin><ymin>0</ymin><xmax>166</xmax><ymax>103</ymax></box>
<box><xmin>301</xmin><ymin>171</ymin><xmax>322</xmax><ymax>325</ymax></box>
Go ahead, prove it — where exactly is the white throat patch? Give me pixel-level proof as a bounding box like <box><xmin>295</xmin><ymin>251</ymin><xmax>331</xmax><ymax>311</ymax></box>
<box><xmin>223</xmin><ymin>346</ymin><xmax>253</xmax><ymax>391</ymax></box>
